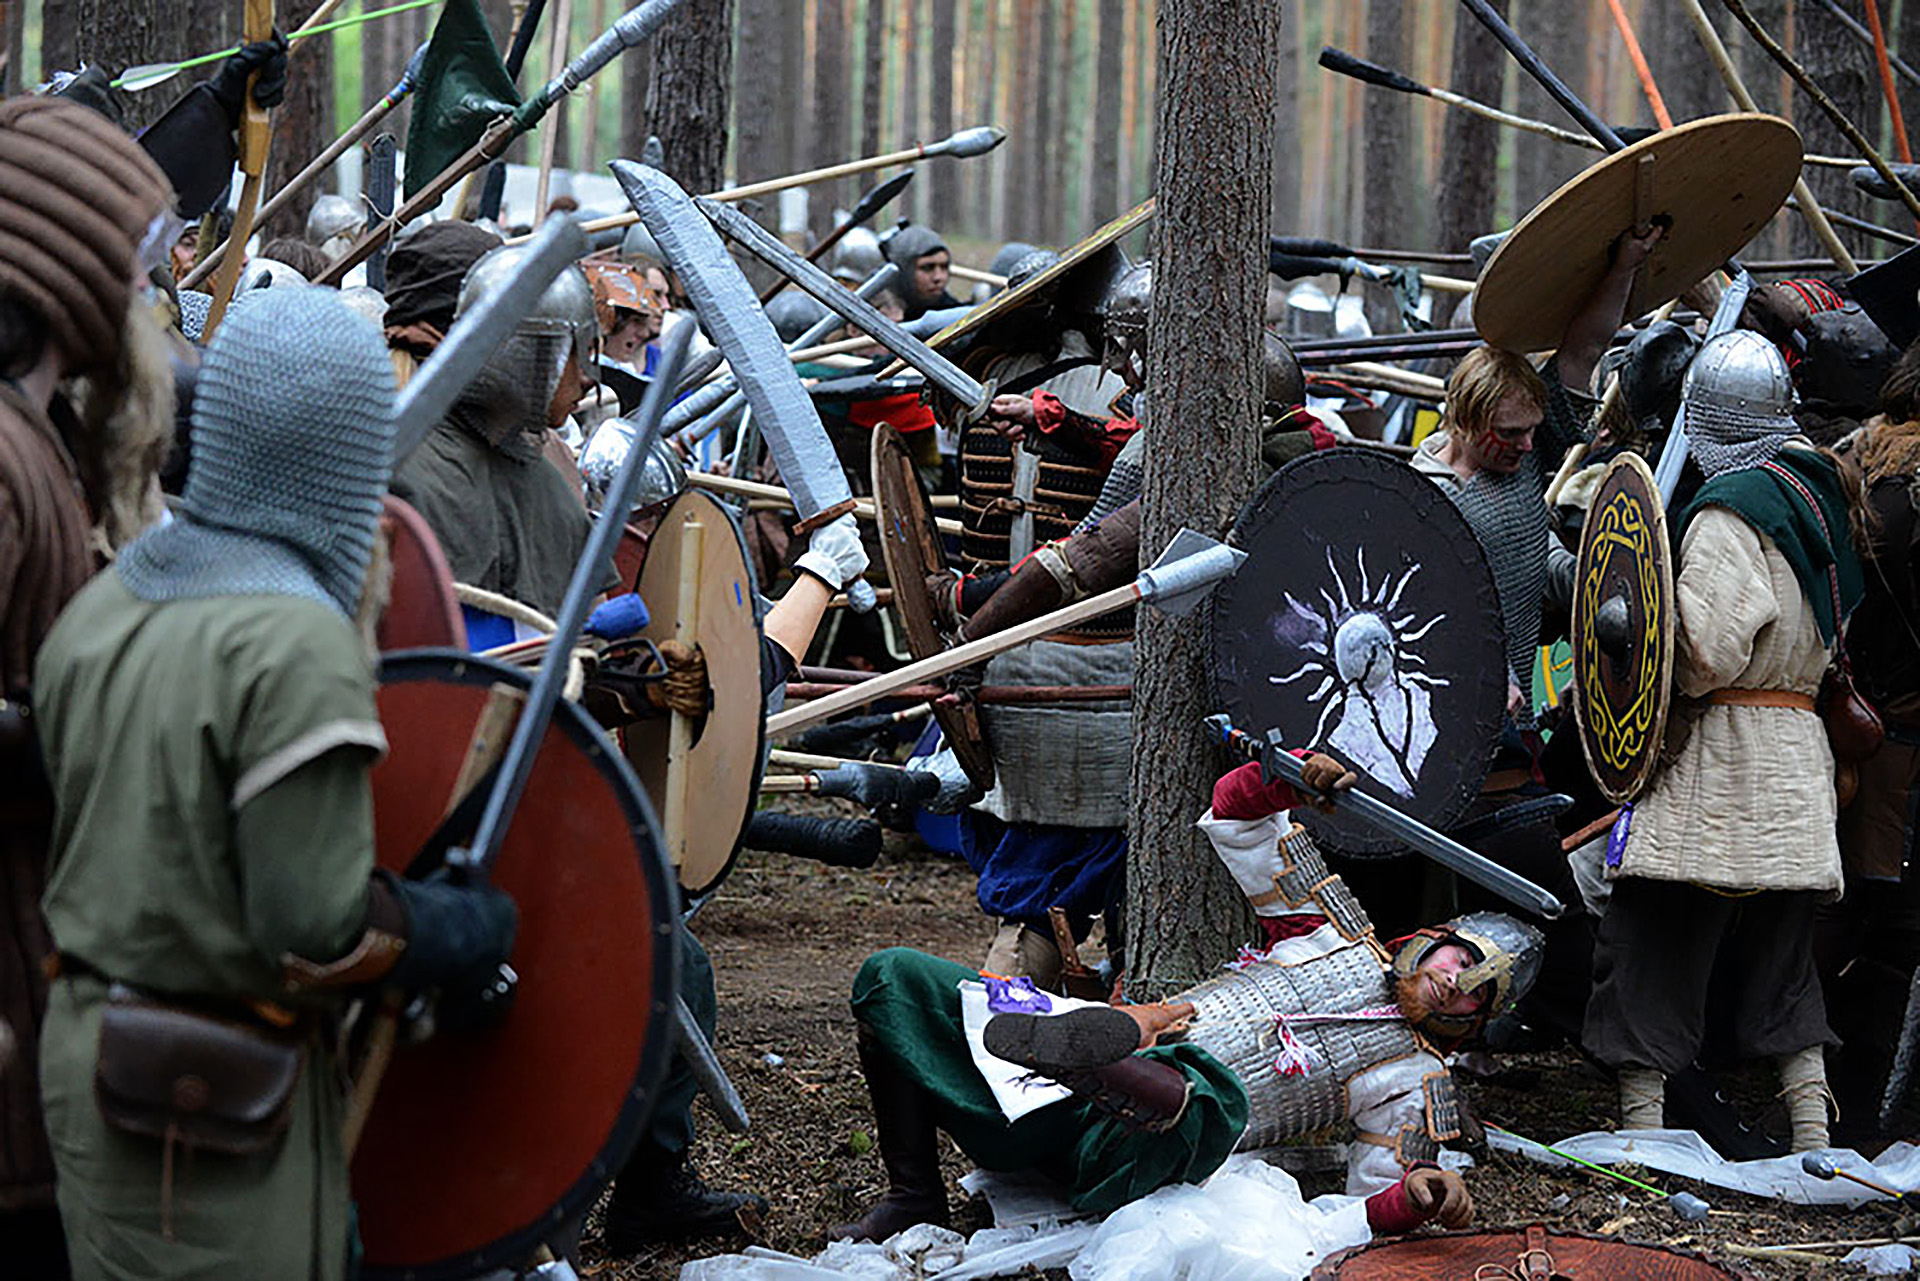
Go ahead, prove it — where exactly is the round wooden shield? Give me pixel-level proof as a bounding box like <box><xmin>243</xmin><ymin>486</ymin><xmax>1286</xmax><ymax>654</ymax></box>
<box><xmin>871</xmin><ymin>422</ymin><xmax>997</xmax><ymax>790</ymax></box>
<box><xmin>1475</xmin><ymin>114</ymin><xmax>1803</xmax><ymax>352</ymax></box>
<box><xmin>1210</xmin><ymin>451</ymin><xmax>1508</xmax><ymax>856</ymax></box>
<box><xmin>356</xmin><ymin>651</ymin><xmax>678</xmax><ymax>1280</ymax></box>
<box><xmin>624</xmin><ymin>489</ymin><xmax>766</xmax><ymax>896</ymax></box>
<box><xmin>1572</xmin><ymin>451</ymin><xmax>1675</xmax><ymax>804</ymax></box>
<box><xmin>376</xmin><ymin>496</ymin><xmax>465</xmax><ymax>652</ymax></box>
<box><xmin>1314</xmin><ymin>1227</ymin><xmax>1748</xmax><ymax>1279</ymax></box>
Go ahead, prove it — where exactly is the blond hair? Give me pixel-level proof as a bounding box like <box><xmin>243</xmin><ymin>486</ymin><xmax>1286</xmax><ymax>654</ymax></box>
<box><xmin>1444</xmin><ymin>346</ymin><xmax>1548</xmax><ymax>440</ymax></box>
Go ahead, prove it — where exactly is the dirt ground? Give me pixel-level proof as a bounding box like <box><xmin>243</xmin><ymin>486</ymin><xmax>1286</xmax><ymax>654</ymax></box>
<box><xmin>574</xmin><ymin>816</ymin><xmax>1911</xmax><ymax>1280</ymax></box>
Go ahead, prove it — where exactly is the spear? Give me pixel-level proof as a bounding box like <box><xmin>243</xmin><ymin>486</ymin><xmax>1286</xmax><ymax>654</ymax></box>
<box><xmin>111</xmin><ymin>0</ymin><xmax>422</xmax><ymax>90</ymax></box>
<box><xmin>315</xmin><ymin>0</ymin><xmax>697</xmax><ymax>286</ymax></box>
<box><xmin>200</xmin><ymin>0</ymin><xmax>276</xmax><ymax>344</ymax></box>
<box><xmin>757</xmin><ymin>168</ymin><xmax>914</xmax><ymax>305</ymax></box>
<box><xmin>555</xmin><ymin>124</ymin><xmax>1007</xmax><ymax>241</ymax></box>
<box><xmin>180</xmin><ymin>39</ymin><xmax>429</xmax><ymax>291</ymax></box>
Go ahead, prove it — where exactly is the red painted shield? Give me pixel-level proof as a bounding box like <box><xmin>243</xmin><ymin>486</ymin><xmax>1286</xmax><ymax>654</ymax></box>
<box><xmin>354</xmin><ymin>651</ymin><xmax>678</xmax><ymax>1280</ymax></box>
<box><xmin>377</xmin><ymin>496</ymin><xmax>466</xmax><ymax>652</ymax></box>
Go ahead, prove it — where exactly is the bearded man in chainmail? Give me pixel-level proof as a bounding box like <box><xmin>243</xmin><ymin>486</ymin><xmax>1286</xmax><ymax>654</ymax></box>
<box><xmin>832</xmin><ymin>753</ymin><xmax>1542</xmax><ymax>1244</ymax></box>
<box><xmin>32</xmin><ymin>288</ymin><xmax>517</xmax><ymax>1278</ymax></box>
<box><xmin>1584</xmin><ymin>330</ymin><xmax>1865</xmax><ymax>1153</ymax></box>
<box><xmin>391</xmin><ymin>243</ymin><xmax>608</xmax><ymax>620</ymax></box>
<box><xmin>0</xmin><ymin>95</ymin><xmax>178</xmax><ymax>1274</ymax></box>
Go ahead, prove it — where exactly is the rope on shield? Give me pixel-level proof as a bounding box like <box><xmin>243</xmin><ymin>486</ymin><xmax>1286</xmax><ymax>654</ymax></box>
<box><xmin>658</xmin><ymin>639</ymin><xmax>709</xmax><ymax>717</ymax></box>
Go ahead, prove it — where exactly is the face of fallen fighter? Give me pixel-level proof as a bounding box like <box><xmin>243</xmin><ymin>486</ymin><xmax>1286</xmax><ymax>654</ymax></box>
<box><xmin>1396</xmin><ymin>942</ymin><xmax>1491</xmax><ymax>1024</ymax></box>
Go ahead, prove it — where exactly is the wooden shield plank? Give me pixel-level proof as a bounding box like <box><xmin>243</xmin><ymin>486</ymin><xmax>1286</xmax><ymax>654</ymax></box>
<box><xmin>1572</xmin><ymin>452</ymin><xmax>1675</xmax><ymax>804</ymax></box>
<box><xmin>626</xmin><ymin>490</ymin><xmax>766</xmax><ymax>895</ymax></box>
<box><xmin>1475</xmin><ymin>114</ymin><xmax>1803</xmax><ymax>352</ymax></box>
<box><xmin>1210</xmin><ymin>451</ymin><xmax>1509</xmax><ymax>855</ymax></box>
<box><xmin>377</xmin><ymin>496</ymin><xmax>466</xmax><ymax>651</ymax></box>
<box><xmin>356</xmin><ymin>652</ymin><xmax>678</xmax><ymax>1280</ymax></box>
<box><xmin>871</xmin><ymin>423</ymin><xmax>997</xmax><ymax>790</ymax></box>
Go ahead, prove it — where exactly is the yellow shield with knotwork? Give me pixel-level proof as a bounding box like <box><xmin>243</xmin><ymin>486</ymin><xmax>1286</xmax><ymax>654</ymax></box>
<box><xmin>1571</xmin><ymin>452</ymin><xmax>1675</xmax><ymax>803</ymax></box>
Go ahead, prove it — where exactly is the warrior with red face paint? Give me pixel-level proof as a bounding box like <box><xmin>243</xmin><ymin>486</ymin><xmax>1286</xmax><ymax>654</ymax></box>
<box><xmin>831</xmin><ymin>755</ymin><xmax>1544</xmax><ymax>1245</ymax></box>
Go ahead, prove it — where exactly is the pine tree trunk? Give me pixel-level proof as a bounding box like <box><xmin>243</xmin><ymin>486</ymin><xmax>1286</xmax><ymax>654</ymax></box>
<box><xmin>1033</xmin><ymin>0</ymin><xmax>1054</xmax><ymax>241</ymax></box>
<box><xmin>734</xmin><ymin>0</ymin><xmax>787</xmax><ymax>184</ymax></box>
<box><xmin>646</xmin><ymin>0</ymin><xmax>734</xmax><ymax>195</ymax></box>
<box><xmin>75</xmin><ymin>0</ymin><xmax>186</xmax><ymax>132</ymax></box>
<box><xmin>1508</xmin><ymin>0</ymin><xmax>1587</xmax><ymax>215</ymax></box>
<box><xmin>1268</xmin><ymin>10</ymin><xmax>1298</xmax><ymax>235</ymax></box>
<box><xmin>1643</xmin><ymin>0</ymin><xmax>1720</xmax><ymax>126</ymax></box>
<box><xmin>1362</xmin><ymin>0</ymin><xmax>1412</xmax><ymax>331</ymax></box>
<box><xmin>929</xmin><ymin>0</ymin><xmax>957</xmax><ymax>226</ymax></box>
<box><xmin>973</xmin><ymin>0</ymin><xmax>1002</xmax><ymax>236</ymax></box>
<box><xmin>1090</xmin><ymin>0</ymin><xmax>1124</xmax><ymax>222</ymax></box>
<box><xmin>41</xmin><ymin>0</ymin><xmax>78</xmax><ymax>80</ymax></box>
<box><xmin>4</xmin><ymin>0</ymin><xmax>23</xmax><ymax>96</ymax></box>
<box><xmin>810</xmin><ymin>0</ymin><xmax>850</xmax><ymax>235</ymax></box>
<box><xmin>1434</xmin><ymin>0</ymin><xmax>1507</xmax><ymax>325</ymax></box>
<box><xmin>1125</xmin><ymin>0</ymin><xmax>1278</xmax><ymax>1001</ymax></box>
<box><xmin>259</xmin><ymin>0</ymin><xmax>332</xmax><ymax>240</ymax></box>
<box><xmin>861</xmin><ymin>0</ymin><xmax>886</xmax><ymax>158</ymax></box>
<box><xmin>899</xmin><ymin>0</ymin><xmax>921</xmax><ymax>223</ymax></box>
<box><xmin>1796</xmin><ymin>4</ymin><xmax>1874</xmax><ymax>262</ymax></box>
<box><xmin>1900</xmin><ymin>0</ymin><xmax>1920</xmax><ymax>142</ymax></box>
<box><xmin>621</xmin><ymin>33</ymin><xmax>651</xmax><ymax>161</ymax></box>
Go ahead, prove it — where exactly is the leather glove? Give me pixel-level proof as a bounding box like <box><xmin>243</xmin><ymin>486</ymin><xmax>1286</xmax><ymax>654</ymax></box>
<box><xmin>793</xmin><ymin>512</ymin><xmax>870</xmax><ymax>592</ymax></box>
<box><xmin>1365</xmin><ymin>1164</ymin><xmax>1472</xmax><ymax>1235</ymax></box>
<box><xmin>1211</xmin><ymin>753</ymin><xmax>1354</xmax><ymax>820</ymax></box>
<box><xmin>384</xmin><ymin>870</ymin><xmax>518</xmax><ymax>1032</ymax></box>
<box><xmin>208</xmin><ymin>32</ymin><xmax>290</xmax><ymax>121</ymax></box>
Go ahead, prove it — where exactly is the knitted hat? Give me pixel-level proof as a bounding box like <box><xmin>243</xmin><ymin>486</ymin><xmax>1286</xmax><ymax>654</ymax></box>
<box><xmin>0</xmin><ymin>96</ymin><xmax>173</xmax><ymax>370</ymax></box>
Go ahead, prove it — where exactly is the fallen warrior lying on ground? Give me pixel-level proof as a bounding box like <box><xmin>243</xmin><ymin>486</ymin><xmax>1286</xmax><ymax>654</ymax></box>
<box><xmin>833</xmin><ymin>753</ymin><xmax>1545</xmax><ymax>1242</ymax></box>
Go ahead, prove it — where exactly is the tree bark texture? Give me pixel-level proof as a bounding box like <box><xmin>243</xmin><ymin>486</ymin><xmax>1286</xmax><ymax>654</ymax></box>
<box><xmin>1434</xmin><ymin>0</ymin><xmax>1506</xmax><ymax>325</ymax></box>
<box><xmin>1794</xmin><ymin>3</ymin><xmax>1874</xmax><ymax>262</ymax></box>
<box><xmin>74</xmin><ymin>0</ymin><xmax>187</xmax><ymax>132</ymax></box>
<box><xmin>972</xmin><ymin>0</ymin><xmax>1001</xmax><ymax>236</ymax></box>
<box><xmin>41</xmin><ymin>0</ymin><xmax>77</xmax><ymax>82</ymax></box>
<box><xmin>1125</xmin><ymin>0</ymin><xmax>1277</xmax><ymax>1001</ymax></box>
<box><xmin>1267</xmin><ymin>10</ymin><xmax>1298</xmax><ymax>235</ymax></box>
<box><xmin>3</xmin><ymin>0</ymin><xmax>23</xmax><ymax>97</ymax></box>
<box><xmin>928</xmin><ymin>0</ymin><xmax>958</xmax><ymax>226</ymax></box>
<box><xmin>261</xmin><ymin>0</ymin><xmax>332</xmax><ymax>240</ymax></box>
<box><xmin>1090</xmin><ymin>0</ymin><xmax>1124</xmax><ymax>224</ymax></box>
<box><xmin>1643</xmin><ymin>0</ymin><xmax>1721</xmax><ymax>126</ymax></box>
<box><xmin>899</xmin><ymin>0</ymin><xmax>921</xmax><ymax>224</ymax></box>
<box><xmin>1034</xmin><ymin>0</ymin><xmax>1056</xmax><ymax>241</ymax></box>
<box><xmin>621</xmin><ymin>32</ymin><xmax>651</xmax><ymax>163</ymax></box>
<box><xmin>647</xmin><ymin>0</ymin><xmax>734</xmax><ymax>196</ymax></box>
<box><xmin>733</xmin><ymin>0</ymin><xmax>787</xmax><ymax>185</ymax></box>
<box><xmin>1362</xmin><ymin>0</ymin><xmax>1413</xmax><ymax>330</ymax></box>
<box><xmin>810</xmin><ymin>0</ymin><xmax>850</xmax><ymax>235</ymax></box>
<box><xmin>861</xmin><ymin>0</ymin><xmax>886</xmax><ymax>158</ymax></box>
<box><xmin>1012</xmin><ymin>0</ymin><xmax>1040</xmax><ymax>238</ymax></box>
<box><xmin>1508</xmin><ymin>0</ymin><xmax>1587</xmax><ymax>216</ymax></box>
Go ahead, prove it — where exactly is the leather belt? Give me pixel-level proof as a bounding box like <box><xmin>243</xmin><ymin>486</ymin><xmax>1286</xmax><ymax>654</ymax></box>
<box><xmin>1706</xmin><ymin>688</ymin><xmax>1816</xmax><ymax>711</ymax></box>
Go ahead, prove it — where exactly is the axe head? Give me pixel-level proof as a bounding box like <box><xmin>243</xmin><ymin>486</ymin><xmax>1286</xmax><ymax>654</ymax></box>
<box><xmin>1138</xmin><ymin>529</ymin><xmax>1248</xmax><ymax>617</ymax></box>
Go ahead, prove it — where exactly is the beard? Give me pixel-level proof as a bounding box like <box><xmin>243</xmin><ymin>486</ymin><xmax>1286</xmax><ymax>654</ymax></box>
<box><xmin>1392</xmin><ymin>970</ymin><xmax>1437</xmax><ymax>1026</ymax></box>
<box><xmin>63</xmin><ymin>299</ymin><xmax>176</xmax><ymax>551</ymax></box>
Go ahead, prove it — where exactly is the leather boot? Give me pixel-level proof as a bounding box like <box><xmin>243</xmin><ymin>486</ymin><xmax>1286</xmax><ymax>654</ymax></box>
<box><xmin>984</xmin><ymin>1007</ymin><xmax>1191</xmax><ymax>1132</ymax></box>
<box><xmin>601</xmin><ymin>1148</ymin><xmax>768</xmax><ymax>1253</ymax></box>
<box><xmin>830</xmin><ymin>1026</ymin><xmax>951</xmax><ymax>1242</ymax></box>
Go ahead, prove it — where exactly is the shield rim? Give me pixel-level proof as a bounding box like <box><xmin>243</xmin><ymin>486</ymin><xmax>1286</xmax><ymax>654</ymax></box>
<box><xmin>360</xmin><ymin>649</ymin><xmax>681</xmax><ymax>1281</ymax></box>
<box><xmin>871</xmin><ymin>422</ymin><xmax>997</xmax><ymax>789</ymax></box>
<box><xmin>624</xmin><ymin>489</ymin><xmax>767</xmax><ymax>897</ymax></box>
<box><xmin>1474</xmin><ymin>113</ymin><xmax>1803</xmax><ymax>353</ymax></box>
<box><xmin>376</xmin><ymin>495</ymin><xmax>466</xmax><ymax>652</ymax></box>
<box><xmin>1207</xmin><ymin>450</ymin><xmax>1507</xmax><ymax>855</ymax></box>
<box><xmin>1570</xmin><ymin>451</ymin><xmax>1676</xmax><ymax>805</ymax></box>
<box><xmin>1312</xmin><ymin>1227</ymin><xmax>1746</xmax><ymax>1279</ymax></box>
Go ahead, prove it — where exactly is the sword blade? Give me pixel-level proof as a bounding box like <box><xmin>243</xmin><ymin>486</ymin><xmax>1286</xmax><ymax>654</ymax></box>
<box><xmin>1204</xmin><ymin>715</ymin><xmax>1567</xmax><ymax>919</ymax></box>
<box><xmin>695</xmin><ymin>195</ymin><xmax>990</xmax><ymax>414</ymax></box>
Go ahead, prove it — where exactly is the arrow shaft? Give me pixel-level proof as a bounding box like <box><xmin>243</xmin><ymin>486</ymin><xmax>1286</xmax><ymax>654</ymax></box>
<box><xmin>112</xmin><ymin>0</ymin><xmax>424</xmax><ymax>89</ymax></box>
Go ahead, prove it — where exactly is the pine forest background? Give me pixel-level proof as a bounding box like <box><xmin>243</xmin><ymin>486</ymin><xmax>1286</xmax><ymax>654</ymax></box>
<box><xmin>2</xmin><ymin>0</ymin><xmax>1915</xmax><ymax>264</ymax></box>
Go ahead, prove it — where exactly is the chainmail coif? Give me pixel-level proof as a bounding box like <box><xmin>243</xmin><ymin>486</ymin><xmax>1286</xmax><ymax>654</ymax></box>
<box><xmin>117</xmin><ymin>287</ymin><xmax>397</xmax><ymax>616</ymax></box>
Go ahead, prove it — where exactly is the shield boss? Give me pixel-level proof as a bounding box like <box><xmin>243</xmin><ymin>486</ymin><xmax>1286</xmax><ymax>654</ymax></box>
<box><xmin>1572</xmin><ymin>451</ymin><xmax>1675</xmax><ymax>804</ymax></box>
<box><xmin>1210</xmin><ymin>451</ymin><xmax>1508</xmax><ymax>855</ymax></box>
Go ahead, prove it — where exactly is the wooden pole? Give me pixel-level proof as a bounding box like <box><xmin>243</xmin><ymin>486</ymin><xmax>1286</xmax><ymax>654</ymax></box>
<box><xmin>201</xmin><ymin>0</ymin><xmax>277</xmax><ymax>342</ymax></box>
<box><xmin>686</xmin><ymin>470</ymin><xmax>963</xmax><ymax>535</ymax></box>
<box><xmin>533</xmin><ymin>0</ymin><xmax>574</xmax><ymax>218</ymax></box>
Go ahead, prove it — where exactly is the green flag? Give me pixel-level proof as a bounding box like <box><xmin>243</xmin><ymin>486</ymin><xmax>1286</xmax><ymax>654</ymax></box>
<box><xmin>403</xmin><ymin>0</ymin><xmax>522</xmax><ymax>198</ymax></box>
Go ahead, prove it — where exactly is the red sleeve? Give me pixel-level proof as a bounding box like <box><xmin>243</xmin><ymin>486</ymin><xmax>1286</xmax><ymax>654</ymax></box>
<box><xmin>1210</xmin><ymin>753</ymin><xmax>1314</xmax><ymax>820</ymax></box>
<box><xmin>1030</xmin><ymin>390</ymin><xmax>1140</xmax><ymax>469</ymax></box>
<box><xmin>1257</xmin><ymin>914</ymin><xmax>1331</xmax><ymax>947</ymax></box>
<box><xmin>1365</xmin><ymin>1173</ymin><xmax>1429</xmax><ymax>1235</ymax></box>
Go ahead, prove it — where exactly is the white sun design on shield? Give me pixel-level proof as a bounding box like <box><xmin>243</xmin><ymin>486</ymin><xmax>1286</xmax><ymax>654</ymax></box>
<box><xmin>1267</xmin><ymin>548</ymin><xmax>1448</xmax><ymax>798</ymax></box>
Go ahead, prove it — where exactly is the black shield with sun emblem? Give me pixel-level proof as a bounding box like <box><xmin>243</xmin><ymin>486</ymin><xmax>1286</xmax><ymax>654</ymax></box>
<box><xmin>1210</xmin><ymin>451</ymin><xmax>1509</xmax><ymax>856</ymax></box>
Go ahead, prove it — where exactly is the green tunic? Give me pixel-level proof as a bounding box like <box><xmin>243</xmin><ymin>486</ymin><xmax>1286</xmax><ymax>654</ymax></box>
<box><xmin>33</xmin><ymin>573</ymin><xmax>386</xmax><ymax>1281</ymax></box>
<box><xmin>851</xmin><ymin>948</ymin><xmax>1249</xmax><ymax>1215</ymax></box>
<box><xmin>391</xmin><ymin>420</ymin><xmax>594</xmax><ymax>617</ymax></box>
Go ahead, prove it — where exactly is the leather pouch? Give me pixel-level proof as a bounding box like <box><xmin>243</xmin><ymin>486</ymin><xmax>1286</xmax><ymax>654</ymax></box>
<box><xmin>94</xmin><ymin>991</ymin><xmax>305</xmax><ymax>1156</ymax></box>
<box><xmin>1823</xmin><ymin>664</ymin><xmax>1887</xmax><ymax>764</ymax></box>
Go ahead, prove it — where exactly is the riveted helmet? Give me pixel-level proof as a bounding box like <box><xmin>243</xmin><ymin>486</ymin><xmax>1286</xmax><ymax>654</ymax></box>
<box><xmin>1101</xmin><ymin>261</ymin><xmax>1153</xmax><ymax>386</ymax></box>
<box><xmin>457</xmin><ymin>243</ymin><xmax>598</xmax><ymax>367</ymax></box>
<box><xmin>1390</xmin><ymin>911</ymin><xmax>1545</xmax><ymax>1042</ymax></box>
<box><xmin>1681</xmin><ymin>329</ymin><xmax>1797</xmax><ymax>477</ymax></box>
<box><xmin>831</xmin><ymin>226</ymin><xmax>885</xmax><ymax>285</ymax></box>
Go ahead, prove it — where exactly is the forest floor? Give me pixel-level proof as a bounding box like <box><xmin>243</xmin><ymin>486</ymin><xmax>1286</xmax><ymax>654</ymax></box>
<box><xmin>573</xmin><ymin>810</ymin><xmax>1911</xmax><ymax>1280</ymax></box>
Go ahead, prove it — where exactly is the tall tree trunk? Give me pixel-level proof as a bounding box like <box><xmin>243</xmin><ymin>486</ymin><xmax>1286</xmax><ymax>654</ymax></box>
<box><xmin>620</xmin><ymin>32</ymin><xmax>651</xmax><ymax>161</ymax></box>
<box><xmin>647</xmin><ymin>0</ymin><xmax>734</xmax><ymax>195</ymax></box>
<box><xmin>1362</xmin><ymin>0</ymin><xmax>1413</xmax><ymax>330</ymax></box>
<box><xmin>3</xmin><ymin>0</ymin><xmax>23</xmax><ymax>96</ymax></box>
<box><xmin>1032</xmin><ymin>0</ymin><xmax>1054</xmax><ymax>241</ymax></box>
<box><xmin>735</xmin><ymin>0</ymin><xmax>787</xmax><ymax>184</ymax></box>
<box><xmin>899</xmin><ymin>0</ymin><xmax>921</xmax><ymax>224</ymax></box>
<box><xmin>1091</xmin><ymin>0</ymin><xmax>1124</xmax><ymax>222</ymax></box>
<box><xmin>1642</xmin><ymin>0</ymin><xmax>1720</xmax><ymax>126</ymax></box>
<box><xmin>1795</xmin><ymin>3</ymin><xmax>1874</xmax><ymax>262</ymax></box>
<box><xmin>929</xmin><ymin>0</ymin><xmax>958</xmax><ymax>226</ymax></box>
<box><xmin>258</xmin><ymin>0</ymin><xmax>332</xmax><ymax>240</ymax></box>
<box><xmin>1900</xmin><ymin>0</ymin><xmax>1920</xmax><ymax>142</ymax></box>
<box><xmin>810</xmin><ymin>0</ymin><xmax>850</xmax><ymax>235</ymax></box>
<box><xmin>1508</xmin><ymin>0</ymin><xmax>1587</xmax><ymax>216</ymax></box>
<box><xmin>1434</xmin><ymin>0</ymin><xmax>1506</xmax><ymax>325</ymax></box>
<box><xmin>1267</xmin><ymin>7</ymin><xmax>1298</xmax><ymax>235</ymax></box>
<box><xmin>1126</xmin><ymin>0</ymin><xmax>1278</xmax><ymax>999</ymax></box>
<box><xmin>75</xmin><ymin>0</ymin><xmax>185</xmax><ymax>132</ymax></box>
<box><xmin>861</xmin><ymin>0</ymin><xmax>886</xmax><ymax>158</ymax></box>
<box><xmin>42</xmin><ymin>0</ymin><xmax>78</xmax><ymax>80</ymax></box>
<box><xmin>973</xmin><ymin>0</ymin><xmax>1001</xmax><ymax>237</ymax></box>
<box><xmin>1011</xmin><ymin>0</ymin><xmax>1039</xmax><ymax>238</ymax></box>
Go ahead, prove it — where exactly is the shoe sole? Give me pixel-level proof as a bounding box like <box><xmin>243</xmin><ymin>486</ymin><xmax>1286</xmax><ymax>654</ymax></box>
<box><xmin>983</xmin><ymin>1005</ymin><xmax>1139</xmax><ymax>1074</ymax></box>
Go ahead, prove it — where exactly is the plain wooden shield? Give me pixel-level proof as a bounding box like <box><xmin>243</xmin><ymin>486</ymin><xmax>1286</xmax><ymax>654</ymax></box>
<box><xmin>871</xmin><ymin>423</ymin><xmax>997</xmax><ymax>790</ymax></box>
<box><xmin>356</xmin><ymin>652</ymin><xmax>678</xmax><ymax>1280</ymax></box>
<box><xmin>376</xmin><ymin>495</ymin><xmax>465</xmax><ymax>651</ymax></box>
<box><xmin>1475</xmin><ymin>114</ymin><xmax>1802</xmax><ymax>352</ymax></box>
<box><xmin>624</xmin><ymin>490</ymin><xmax>766</xmax><ymax>895</ymax></box>
<box><xmin>1572</xmin><ymin>451</ymin><xmax>1676</xmax><ymax>804</ymax></box>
